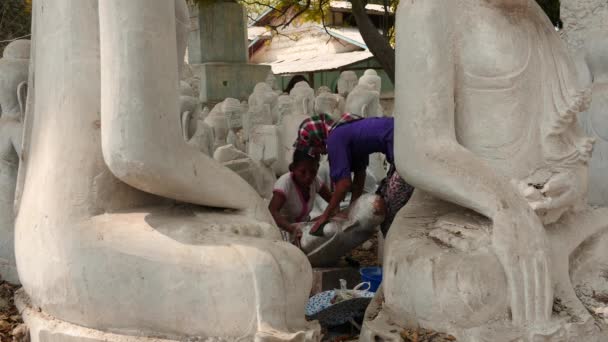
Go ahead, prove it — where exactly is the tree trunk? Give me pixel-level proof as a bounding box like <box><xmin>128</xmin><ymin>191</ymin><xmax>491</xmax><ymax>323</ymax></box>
<box><xmin>349</xmin><ymin>0</ymin><xmax>395</xmax><ymax>83</ymax></box>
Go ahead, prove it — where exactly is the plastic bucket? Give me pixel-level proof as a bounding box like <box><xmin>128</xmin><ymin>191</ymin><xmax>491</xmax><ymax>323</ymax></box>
<box><xmin>359</xmin><ymin>267</ymin><xmax>382</xmax><ymax>292</ymax></box>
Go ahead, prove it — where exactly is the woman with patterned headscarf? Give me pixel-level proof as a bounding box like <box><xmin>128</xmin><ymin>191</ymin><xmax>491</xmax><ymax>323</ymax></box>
<box><xmin>294</xmin><ymin>113</ymin><xmax>414</xmax><ymax>236</ymax></box>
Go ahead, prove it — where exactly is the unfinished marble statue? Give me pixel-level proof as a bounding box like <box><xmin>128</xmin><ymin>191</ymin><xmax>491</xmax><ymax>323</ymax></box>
<box><xmin>315</xmin><ymin>85</ymin><xmax>332</xmax><ymax>96</ymax></box>
<box><xmin>276</xmin><ymin>94</ymin><xmax>294</xmax><ymax>124</ymax></box>
<box><xmin>204</xmin><ymin>101</ymin><xmax>230</xmax><ymax>152</ymax></box>
<box><xmin>314</xmin><ymin>92</ymin><xmax>340</xmax><ymax>120</ymax></box>
<box><xmin>248</xmin><ymin>82</ymin><xmax>278</xmax><ymax>124</ymax></box>
<box><xmin>574</xmin><ymin>33</ymin><xmax>608</xmax><ymax>206</ymax></box>
<box><xmin>222</xmin><ymin>98</ymin><xmax>247</xmax><ymax>153</ymax></box>
<box><xmin>359</xmin><ymin>69</ymin><xmax>381</xmax><ymax>93</ymax></box>
<box><xmin>290</xmin><ymin>81</ymin><xmax>315</xmax><ymax>116</ymax></box>
<box><xmin>14</xmin><ymin>1</ymin><xmax>320</xmax><ymax>341</ymax></box>
<box><xmin>337</xmin><ymin>70</ymin><xmax>358</xmax><ymax>98</ymax></box>
<box><xmin>245</xmin><ymin>83</ymin><xmax>276</xmax><ymax>147</ymax></box>
<box><xmin>274</xmin><ymin>82</ymin><xmax>315</xmax><ymax>175</ymax></box>
<box><xmin>180</xmin><ymin>81</ymin><xmax>201</xmax><ymax>141</ymax></box>
<box><xmin>186</xmin><ymin>107</ymin><xmax>215</xmax><ymax>156</ymax></box>
<box><xmin>214</xmin><ymin>144</ymin><xmax>275</xmax><ymax>199</ymax></box>
<box><xmin>344</xmin><ymin>83</ymin><xmax>382</xmax><ymax>118</ymax></box>
<box><xmin>265</xmin><ymin>71</ymin><xmax>281</xmax><ymax>95</ymax></box>
<box><xmin>361</xmin><ymin>1</ymin><xmax>608</xmax><ymax>341</ymax></box>
<box><xmin>248</xmin><ymin>124</ymin><xmax>279</xmax><ymax>168</ymax></box>
<box><xmin>0</xmin><ymin>39</ymin><xmax>29</xmax><ymax>284</ymax></box>
<box><xmin>299</xmin><ymin>193</ymin><xmax>385</xmax><ymax>267</ymax></box>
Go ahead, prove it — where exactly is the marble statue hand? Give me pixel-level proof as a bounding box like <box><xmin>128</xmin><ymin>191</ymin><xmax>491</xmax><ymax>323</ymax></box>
<box><xmin>492</xmin><ymin>200</ymin><xmax>552</xmax><ymax>326</ymax></box>
<box><xmin>515</xmin><ymin>166</ymin><xmax>587</xmax><ymax>224</ymax></box>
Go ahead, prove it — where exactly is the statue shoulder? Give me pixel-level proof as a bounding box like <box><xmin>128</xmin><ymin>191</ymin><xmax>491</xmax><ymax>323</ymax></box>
<box><xmin>398</xmin><ymin>0</ymin><xmax>458</xmax><ymax>21</ymax></box>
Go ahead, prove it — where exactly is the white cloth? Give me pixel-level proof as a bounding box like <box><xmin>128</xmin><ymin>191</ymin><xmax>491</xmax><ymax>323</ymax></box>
<box><xmin>273</xmin><ymin>172</ymin><xmax>323</xmax><ymax>224</ymax></box>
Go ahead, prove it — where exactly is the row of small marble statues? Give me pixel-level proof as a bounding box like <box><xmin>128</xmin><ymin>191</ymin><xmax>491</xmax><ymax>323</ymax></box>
<box><xmin>179</xmin><ymin>69</ymin><xmax>387</xmax><ymax>199</ymax></box>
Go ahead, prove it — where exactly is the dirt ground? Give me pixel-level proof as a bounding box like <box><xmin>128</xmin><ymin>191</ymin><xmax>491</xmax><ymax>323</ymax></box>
<box><xmin>0</xmin><ymin>280</ymin><xmax>26</xmax><ymax>342</ymax></box>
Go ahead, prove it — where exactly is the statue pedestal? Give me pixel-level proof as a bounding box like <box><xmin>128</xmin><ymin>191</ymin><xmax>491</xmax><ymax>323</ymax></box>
<box><xmin>194</xmin><ymin>62</ymin><xmax>271</xmax><ymax>105</ymax></box>
<box><xmin>188</xmin><ymin>1</ymin><xmax>271</xmax><ymax>104</ymax></box>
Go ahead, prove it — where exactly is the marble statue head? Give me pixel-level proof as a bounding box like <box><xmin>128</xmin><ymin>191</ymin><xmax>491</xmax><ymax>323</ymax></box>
<box><xmin>276</xmin><ymin>95</ymin><xmax>294</xmax><ymax>123</ymax></box>
<box><xmin>265</xmin><ymin>71</ymin><xmax>278</xmax><ymax>91</ymax></box>
<box><xmin>289</xmin><ymin>81</ymin><xmax>315</xmax><ymax>116</ymax></box>
<box><xmin>221</xmin><ymin>97</ymin><xmax>243</xmax><ymax>130</ymax></box>
<box><xmin>358</xmin><ymin>69</ymin><xmax>382</xmax><ymax>93</ymax></box>
<box><xmin>0</xmin><ymin>40</ymin><xmax>30</xmax><ymax>118</ymax></box>
<box><xmin>344</xmin><ymin>83</ymin><xmax>381</xmax><ymax>117</ymax></box>
<box><xmin>315</xmin><ymin>86</ymin><xmax>332</xmax><ymax>96</ymax></box>
<box><xmin>337</xmin><ymin>71</ymin><xmax>358</xmax><ymax>97</ymax></box>
<box><xmin>314</xmin><ymin>92</ymin><xmax>339</xmax><ymax>117</ymax></box>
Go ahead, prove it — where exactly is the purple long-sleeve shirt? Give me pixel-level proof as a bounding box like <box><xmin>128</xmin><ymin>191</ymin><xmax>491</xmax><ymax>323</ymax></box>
<box><xmin>326</xmin><ymin>117</ymin><xmax>394</xmax><ymax>183</ymax></box>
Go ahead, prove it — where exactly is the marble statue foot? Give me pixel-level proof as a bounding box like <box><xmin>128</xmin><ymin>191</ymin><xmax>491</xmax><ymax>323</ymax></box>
<box><xmin>360</xmin><ymin>193</ymin><xmax>608</xmax><ymax>342</ymax></box>
<box><xmin>299</xmin><ymin>194</ymin><xmax>385</xmax><ymax>267</ymax></box>
<box><xmin>16</xmin><ymin>204</ymin><xmax>320</xmax><ymax>342</ymax></box>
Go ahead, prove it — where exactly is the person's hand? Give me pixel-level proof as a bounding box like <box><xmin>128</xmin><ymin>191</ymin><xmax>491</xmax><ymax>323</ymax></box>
<box><xmin>310</xmin><ymin>214</ymin><xmax>329</xmax><ymax>235</ymax></box>
<box><xmin>492</xmin><ymin>199</ymin><xmax>552</xmax><ymax>326</ymax></box>
<box><xmin>289</xmin><ymin>224</ymin><xmax>303</xmax><ymax>247</ymax></box>
<box><xmin>289</xmin><ymin>224</ymin><xmax>303</xmax><ymax>240</ymax></box>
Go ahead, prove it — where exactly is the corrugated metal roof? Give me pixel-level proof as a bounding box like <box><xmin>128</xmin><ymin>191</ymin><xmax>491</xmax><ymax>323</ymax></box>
<box><xmin>320</xmin><ymin>26</ymin><xmax>367</xmax><ymax>49</ymax></box>
<box><xmin>262</xmin><ymin>50</ymin><xmax>373</xmax><ymax>74</ymax></box>
<box><xmin>329</xmin><ymin>0</ymin><xmax>394</xmax><ymax>14</ymax></box>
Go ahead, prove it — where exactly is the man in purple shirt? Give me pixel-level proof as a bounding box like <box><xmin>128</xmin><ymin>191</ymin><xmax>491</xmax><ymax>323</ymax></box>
<box><xmin>294</xmin><ymin>113</ymin><xmax>413</xmax><ymax>236</ymax></box>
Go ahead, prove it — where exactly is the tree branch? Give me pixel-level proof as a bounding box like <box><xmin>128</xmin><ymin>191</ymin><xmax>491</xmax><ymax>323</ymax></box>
<box><xmin>349</xmin><ymin>0</ymin><xmax>395</xmax><ymax>83</ymax></box>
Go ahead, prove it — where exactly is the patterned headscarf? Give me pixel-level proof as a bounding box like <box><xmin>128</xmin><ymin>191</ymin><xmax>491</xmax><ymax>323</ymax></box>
<box><xmin>293</xmin><ymin>113</ymin><xmax>363</xmax><ymax>157</ymax></box>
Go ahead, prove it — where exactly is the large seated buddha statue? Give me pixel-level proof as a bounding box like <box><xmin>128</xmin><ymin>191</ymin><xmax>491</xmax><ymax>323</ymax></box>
<box><xmin>14</xmin><ymin>1</ymin><xmax>320</xmax><ymax>341</ymax></box>
<box><xmin>361</xmin><ymin>1</ymin><xmax>608</xmax><ymax>341</ymax></box>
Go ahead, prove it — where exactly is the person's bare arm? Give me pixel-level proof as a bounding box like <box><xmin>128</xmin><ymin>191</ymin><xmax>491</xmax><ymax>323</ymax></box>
<box><xmin>318</xmin><ymin>183</ymin><xmax>333</xmax><ymax>203</ymax></box>
<box><xmin>310</xmin><ymin>178</ymin><xmax>350</xmax><ymax>233</ymax></box>
<box><xmin>350</xmin><ymin>169</ymin><xmax>366</xmax><ymax>203</ymax></box>
<box><xmin>268</xmin><ymin>193</ymin><xmax>294</xmax><ymax>233</ymax></box>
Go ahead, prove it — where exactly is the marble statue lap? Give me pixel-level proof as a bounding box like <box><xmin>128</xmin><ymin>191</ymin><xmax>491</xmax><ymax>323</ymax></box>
<box><xmin>14</xmin><ymin>1</ymin><xmax>320</xmax><ymax>341</ymax></box>
<box><xmin>298</xmin><ymin>194</ymin><xmax>385</xmax><ymax>267</ymax></box>
<box><xmin>361</xmin><ymin>1</ymin><xmax>608</xmax><ymax>341</ymax></box>
<box><xmin>0</xmin><ymin>39</ymin><xmax>29</xmax><ymax>284</ymax></box>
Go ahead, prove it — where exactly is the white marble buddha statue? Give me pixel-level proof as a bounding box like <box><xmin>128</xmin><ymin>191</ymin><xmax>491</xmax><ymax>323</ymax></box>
<box><xmin>345</xmin><ymin>82</ymin><xmax>383</xmax><ymax>118</ymax></box>
<box><xmin>276</xmin><ymin>94</ymin><xmax>294</xmax><ymax>124</ymax></box>
<box><xmin>274</xmin><ymin>82</ymin><xmax>315</xmax><ymax>174</ymax></box>
<box><xmin>359</xmin><ymin>69</ymin><xmax>381</xmax><ymax>93</ymax></box>
<box><xmin>14</xmin><ymin>1</ymin><xmax>320</xmax><ymax>341</ymax></box>
<box><xmin>0</xmin><ymin>39</ymin><xmax>29</xmax><ymax>284</ymax></box>
<box><xmin>314</xmin><ymin>91</ymin><xmax>340</xmax><ymax>120</ymax></box>
<box><xmin>248</xmin><ymin>82</ymin><xmax>278</xmax><ymax>125</ymax></box>
<box><xmin>577</xmin><ymin>31</ymin><xmax>608</xmax><ymax>206</ymax></box>
<box><xmin>337</xmin><ymin>70</ymin><xmax>358</xmax><ymax>98</ymax></box>
<box><xmin>361</xmin><ymin>1</ymin><xmax>608</xmax><ymax>341</ymax></box>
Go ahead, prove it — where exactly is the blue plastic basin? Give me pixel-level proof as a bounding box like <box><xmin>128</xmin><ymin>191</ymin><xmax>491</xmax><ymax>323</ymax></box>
<box><xmin>359</xmin><ymin>266</ymin><xmax>382</xmax><ymax>292</ymax></box>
